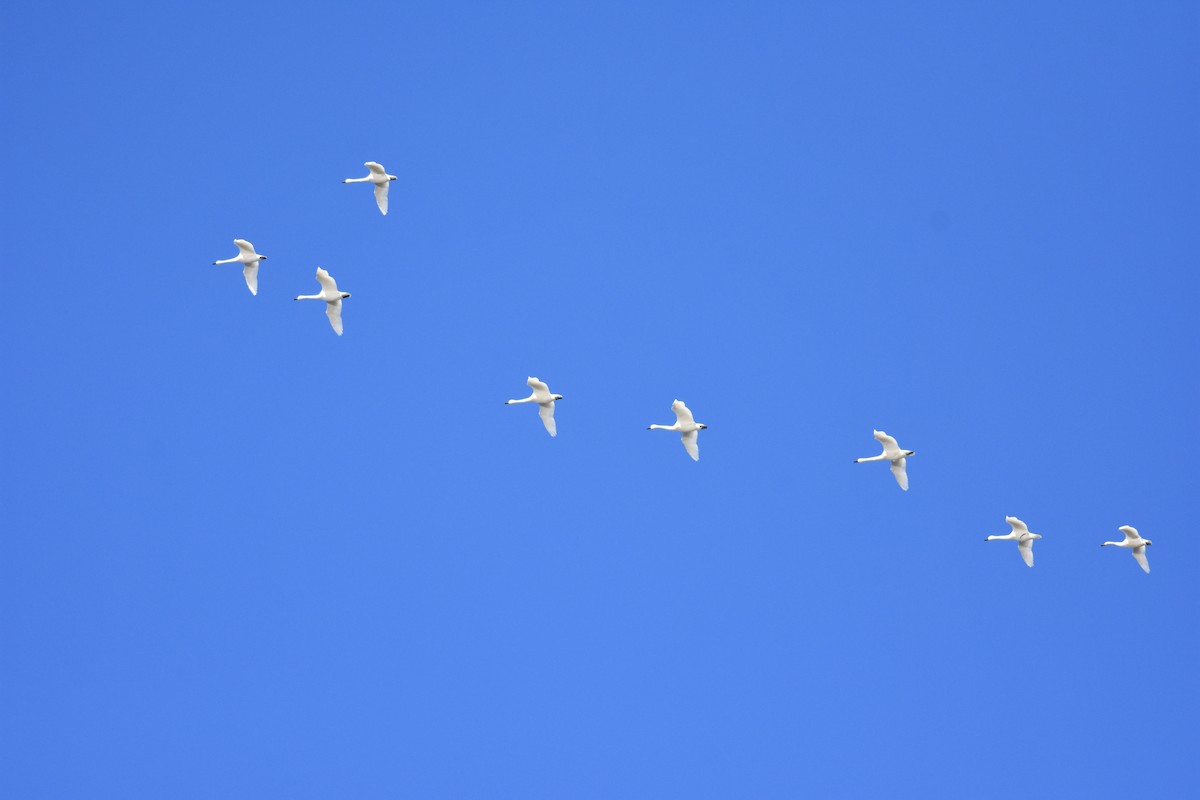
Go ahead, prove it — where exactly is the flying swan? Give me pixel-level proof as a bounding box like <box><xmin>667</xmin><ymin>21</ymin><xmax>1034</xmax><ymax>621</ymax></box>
<box><xmin>1101</xmin><ymin>525</ymin><xmax>1153</xmax><ymax>574</ymax></box>
<box><xmin>854</xmin><ymin>429</ymin><xmax>915</xmax><ymax>490</ymax></box>
<box><xmin>343</xmin><ymin>161</ymin><xmax>397</xmax><ymax>215</ymax></box>
<box><xmin>212</xmin><ymin>239</ymin><xmax>267</xmax><ymax>295</ymax></box>
<box><xmin>984</xmin><ymin>516</ymin><xmax>1042</xmax><ymax>567</ymax></box>
<box><xmin>294</xmin><ymin>267</ymin><xmax>351</xmax><ymax>336</ymax></box>
<box><xmin>648</xmin><ymin>400</ymin><xmax>707</xmax><ymax>461</ymax></box>
<box><xmin>504</xmin><ymin>377</ymin><xmax>562</xmax><ymax>437</ymax></box>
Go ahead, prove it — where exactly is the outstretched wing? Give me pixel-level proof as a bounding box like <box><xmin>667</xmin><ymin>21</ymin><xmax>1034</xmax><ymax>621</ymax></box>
<box><xmin>890</xmin><ymin>457</ymin><xmax>908</xmax><ymax>490</ymax></box>
<box><xmin>233</xmin><ymin>239</ymin><xmax>257</xmax><ymax>258</ymax></box>
<box><xmin>316</xmin><ymin>268</ymin><xmax>339</xmax><ymax>294</ymax></box>
<box><xmin>243</xmin><ymin>262</ymin><xmax>258</xmax><ymax>296</ymax></box>
<box><xmin>874</xmin><ymin>430</ymin><xmax>902</xmax><ymax>458</ymax></box>
<box><xmin>326</xmin><ymin>298</ymin><xmax>344</xmax><ymax>336</ymax></box>
<box><xmin>681</xmin><ymin>429</ymin><xmax>699</xmax><ymax>461</ymax></box>
<box><xmin>1018</xmin><ymin>538</ymin><xmax>1035</xmax><ymax>567</ymax></box>
<box><xmin>365</xmin><ymin>161</ymin><xmax>387</xmax><ymax>176</ymax></box>
<box><xmin>527</xmin><ymin>377</ymin><xmax>553</xmax><ymax>402</ymax></box>
<box><xmin>1132</xmin><ymin>546</ymin><xmax>1150</xmax><ymax>574</ymax></box>
<box><xmin>538</xmin><ymin>402</ymin><xmax>557</xmax><ymax>437</ymax></box>
<box><xmin>374</xmin><ymin>181</ymin><xmax>389</xmax><ymax>215</ymax></box>
<box><xmin>1120</xmin><ymin>526</ymin><xmax>1141</xmax><ymax>543</ymax></box>
<box><xmin>672</xmin><ymin>400</ymin><xmax>696</xmax><ymax>426</ymax></box>
<box><xmin>1006</xmin><ymin>517</ymin><xmax>1029</xmax><ymax>535</ymax></box>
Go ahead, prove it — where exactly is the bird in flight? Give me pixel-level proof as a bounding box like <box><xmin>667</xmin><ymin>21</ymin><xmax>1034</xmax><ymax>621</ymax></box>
<box><xmin>984</xmin><ymin>516</ymin><xmax>1042</xmax><ymax>567</ymax></box>
<box><xmin>342</xmin><ymin>161</ymin><xmax>397</xmax><ymax>215</ymax></box>
<box><xmin>1101</xmin><ymin>525</ymin><xmax>1153</xmax><ymax>573</ymax></box>
<box><xmin>212</xmin><ymin>239</ymin><xmax>267</xmax><ymax>295</ymax></box>
<box><xmin>505</xmin><ymin>377</ymin><xmax>563</xmax><ymax>437</ymax></box>
<box><xmin>648</xmin><ymin>400</ymin><xmax>708</xmax><ymax>461</ymax></box>
<box><xmin>294</xmin><ymin>267</ymin><xmax>352</xmax><ymax>335</ymax></box>
<box><xmin>854</xmin><ymin>429</ymin><xmax>915</xmax><ymax>490</ymax></box>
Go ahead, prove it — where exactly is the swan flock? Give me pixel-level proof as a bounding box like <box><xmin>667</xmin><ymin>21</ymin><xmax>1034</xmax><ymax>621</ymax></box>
<box><xmin>212</xmin><ymin>158</ymin><xmax>1161</xmax><ymax>576</ymax></box>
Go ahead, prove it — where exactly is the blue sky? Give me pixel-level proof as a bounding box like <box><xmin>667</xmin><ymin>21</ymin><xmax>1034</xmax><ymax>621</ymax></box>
<box><xmin>1</xmin><ymin>1</ymin><xmax>1197</xmax><ymax>796</ymax></box>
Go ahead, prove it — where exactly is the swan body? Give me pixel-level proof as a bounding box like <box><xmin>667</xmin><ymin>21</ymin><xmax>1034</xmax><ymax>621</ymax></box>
<box><xmin>648</xmin><ymin>400</ymin><xmax>707</xmax><ymax>461</ymax></box>
<box><xmin>854</xmin><ymin>429</ymin><xmax>915</xmax><ymax>490</ymax></box>
<box><xmin>343</xmin><ymin>161</ymin><xmax>397</xmax><ymax>215</ymax></box>
<box><xmin>294</xmin><ymin>267</ymin><xmax>351</xmax><ymax>336</ymax></box>
<box><xmin>1101</xmin><ymin>525</ymin><xmax>1153</xmax><ymax>573</ymax></box>
<box><xmin>984</xmin><ymin>516</ymin><xmax>1042</xmax><ymax>567</ymax></box>
<box><xmin>212</xmin><ymin>238</ymin><xmax>267</xmax><ymax>295</ymax></box>
<box><xmin>505</xmin><ymin>376</ymin><xmax>563</xmax><ymax>437</ymax></box>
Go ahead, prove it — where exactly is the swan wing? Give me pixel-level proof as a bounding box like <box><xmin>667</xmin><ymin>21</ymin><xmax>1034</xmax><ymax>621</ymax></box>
<box><xmin>243</xmin><ymin>261</ymin><xmax>258</xmax><ymax>296</ymax></box>
<box><xmin>233</xmin><ymin>239</ymin><xmax>257</xmax><ymax>258</ymax></box>
<box><xmin>681</xmin><ymin>429</ymin><xmax>700</xmax><ymax>461</ymax></box>
<box><xmin>1006</xmin><ymin>517</ymin><xmax>1029</xmax><ymax>535</ymax></box>
<box><xmin>1018</xmin><ymin>538</ymin><xmax>1035</xmax><ymax>567</ymax></box>
<box><xmin>326</xmin><ymin>298</ymin><xmax>344</xmax><ymax>336</ymax></box>
<box><xmin>873</xmin><ymin>430</ymin><xmax>903</xmax><ymax>458</ymax></box>
<box><xmin>527</xmin><ymin>377</ymin><xmax>553</xmax><ymax>402</ymax></box>
<box><xmin>890</xmin><ymin>457</ymin><xmax>908</xmax><ymax>490</ymax></box>
<box><xmin>365</xmin><ymin>161</ymin><xmax>387</xmax><ymax>176</ymax></box>
<box><xmin>374</xmin><ymin>181</ymin><xmax>389</xmax><ymax>215</ymax></box>
<box><xmin>1120</xmin><ymin>526</ymin><xmax>1141</xmax><ymax>543</ymax></box>
<box><xmin>1132</xmin><ymin>546</ymin><xmax>1149</xmax><ymax>574</ymax></box>
<box><xmin>538</xmin><ymin>402</ymin><xmax>557</xmax><ymax>437</ymax></box>
<box><xmin>315</xmin><ymin>268</ymin><xmax>339</xmax><ymax>294</ymax></box>
<box><xmin>672</xmin><ymin>400</ymin><xmax>696</xmax><ymax>426</ymax></box>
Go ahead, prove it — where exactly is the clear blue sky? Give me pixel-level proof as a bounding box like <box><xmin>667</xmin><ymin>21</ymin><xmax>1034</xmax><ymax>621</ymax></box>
<box><xmin>2</xmin><ymin>1</ymin><xmax>1197</xmax><ymax>797</ymax></box>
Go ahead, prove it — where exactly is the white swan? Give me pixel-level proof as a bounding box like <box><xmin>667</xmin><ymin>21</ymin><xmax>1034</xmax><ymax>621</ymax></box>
<box><xmin>212</xmin><ymin>239</ymin><xmax>266</xmax><ymax>295</ymax></box>
<box><xmin>854</xmin><ymin>429</ymin><xmax>915</xmax><ymax>490</ymax></box>
<box><xmin>504</xmin><ymin>377</ymin><xmax>562</xmax><ymax>437</ymax></box>
<box><xmin>648</xmin><ymin>400</ymin><xmax>707</xmax><ymax>461</ymax></box>
<box><xmin>294</xmin><ymin>267</ymin><xmax>351</xmax><ymax>336</ymax></box>
<box><xmin>342</xmin><ymin>161</ymin><xmax>397</xmax><ymax>215</ymax></box>
<box><xmin>984</xmin><ymin>516</ymin><xmax>1042</xmax><ymax>567</ymax></box>
<box><xmin>1101</xmin><ymin>525</ymin><xmax>1153</xmax><ymax>573</ymax></box>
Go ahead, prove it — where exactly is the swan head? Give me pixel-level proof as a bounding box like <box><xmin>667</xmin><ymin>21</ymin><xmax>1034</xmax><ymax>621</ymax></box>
<box><xmin>341</xmin><ymin>292</ymin><xmax>352</xmax><ymax>299</ymax></box>
<box><xmin>699</xmin><ymin>424</ymin><xmax>708</xmax><ymax>429</ymax></box>
<box><xmin>389</xmin><ymin>175</ymin><xmax>397</xmax><ymax>181</ymax></box>
<box><xmin>1144</xmin><ymin>539</ymin><xmax>1153</xmax><ymax>546</ymax></box>
<box><xmin>553</xmin><ymin>394</ymin><xmax>564</xmax><ymax>401</ymax></box>
<box><xmin>904</xmin><ymin>450</ymin><xmax>915</xmax><ymax>456</ymax></box>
